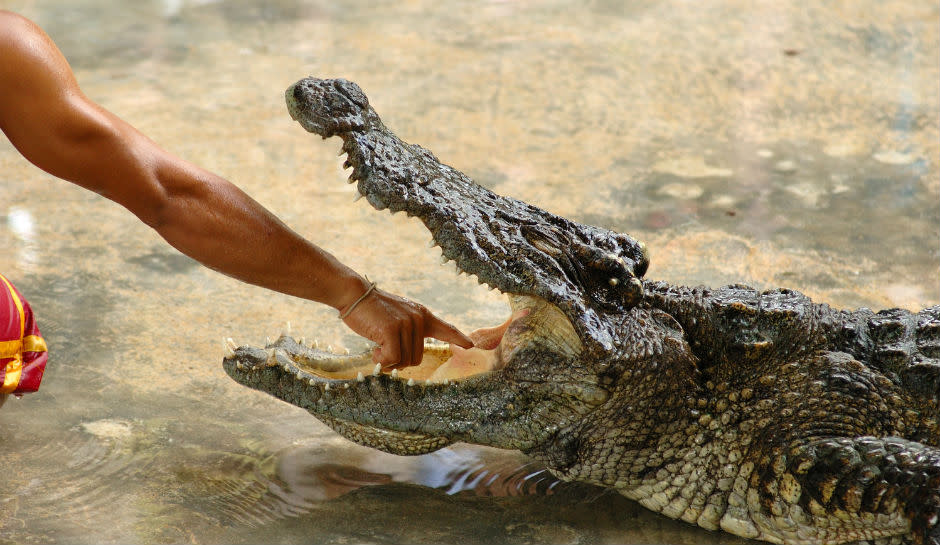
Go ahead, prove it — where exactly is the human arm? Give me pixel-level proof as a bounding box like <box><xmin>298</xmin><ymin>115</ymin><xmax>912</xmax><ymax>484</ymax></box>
<box><xmin>0</xmin><ymin>10</ymin><xmax>471</xmax><ymax>366</ymax></box>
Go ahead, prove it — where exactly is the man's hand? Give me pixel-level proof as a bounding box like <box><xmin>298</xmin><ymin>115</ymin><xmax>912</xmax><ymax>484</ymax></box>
<box><xmin>340</xmin><ymin>288</ymin><xmax>473</xmax><ymax>369</ymax></box>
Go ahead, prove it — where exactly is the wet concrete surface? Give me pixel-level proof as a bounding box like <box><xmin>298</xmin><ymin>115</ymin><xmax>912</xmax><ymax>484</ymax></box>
<box><xmin>0</xmin><ymin>0</ymin><xmax>937</xmax><ymax>543</ymax></box>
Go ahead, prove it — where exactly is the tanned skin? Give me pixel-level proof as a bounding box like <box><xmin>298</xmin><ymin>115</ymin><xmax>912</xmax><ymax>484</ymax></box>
<box><xmin>0</xmin><ymin>11</ymin><xmax>472</xmax><ymax>384</ymax></box>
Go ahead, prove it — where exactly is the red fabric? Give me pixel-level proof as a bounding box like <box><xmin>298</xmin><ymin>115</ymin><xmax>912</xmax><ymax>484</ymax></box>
<box><xmin>1</xmin><ymin>275</ymin><xmax>47</xmax><ymax>394</ymax></box>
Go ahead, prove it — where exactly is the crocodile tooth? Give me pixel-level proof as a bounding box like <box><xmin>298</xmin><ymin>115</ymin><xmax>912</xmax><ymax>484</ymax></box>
<box><xmin>282</xmin><ymin>322</ymin><xmax>292</xmax><ymax>337</ymax></box>
<box><xmin>327</xmin><ymin>345</ymin><xmax>334</xmax><ymax>353</ymax></box>
<box><xmin>391</xmin><ymin>369</ymin><xmax>399</xmax><ymax>379</ymax></box>
<box><xmin>373</xmin><ymin>363</ymin><xmax>382</xmax><ymax>376</ymax></box>
<box><xmin>265</xmin><ymin>336</ymin><xmax>272</xmax><ymax>346</ymax></box>
<box><xmin>407</xmin><ymin>378</ymin><xmax>415</xmax><ymax>387</ymax></box>
<box><xmin>428</xmin><ymin>238</ymin><xmax>436</xmax><ymax>248</ymax></box>
<box><xmin>357</xmin><ymin>372</ymin><xmax>365</xmax><ymax>382</ymax></box>
<box><xmin>324</xmin><ymin>383</ymin><xmax>331</xmax><ymax>391</ymax></box>
<box><xmin>353</xmin><ymin>193</ymin><xmax>363</xmax><ymax>202</ymax></box>
<box><xmin>299</xmin><ymin>336</ymin><xmax>306</xmax><ymax>346</ymax></box>
<box><xmin>223</xmin><ymin>338</ymin><xmax>235</xmax><ymax>358</ymax></box>
<box><xmin>440</xmin><ymin>255</ymin><xmax>449</xmax><ymax>264</ymax></box>
<box><xmin>337</xmin><ymin>147</ymin><xmax>345</xmax><ymax>156</ymax></box>
<box><xmin>343</xmin><ymin>382</ymin><xmax>350</xmax><ymax>389</ymax></box>
<box><xmin>308</xmin><ymin>379</ymin><xmax>316</xmax><ymax>386</ymax></box>
<box><xmin>344</xmin><ymin>348</ymin><xmax>350</xmax><ymax>355</ymax></box>
<box><xmin>312</xmin><ymin>339</ymin><xmax>320</xmax><ymax>349</ymax></box>
<box><xmin>236</xmin><ymin>362</ymin><xmax>246</xmax><ymax>371</ymax></box>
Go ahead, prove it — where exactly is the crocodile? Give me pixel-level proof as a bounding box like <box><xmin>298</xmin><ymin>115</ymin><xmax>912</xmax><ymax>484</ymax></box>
<box><xmin>222</xmin><ymin>77</ymin><xmax>940</xmax><ymax>545</ymax></box>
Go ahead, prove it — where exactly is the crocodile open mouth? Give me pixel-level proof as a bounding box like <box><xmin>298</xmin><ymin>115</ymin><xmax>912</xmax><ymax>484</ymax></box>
<box><xmin>225</xmin><ymin>293</ymin><xmax>580</xmax><ymax>388</ymax></box>
<box><xmin>221</xmin><ymin>76</ymin><xmax>636</xmax><ymax>457</ymax></box>
<box><xmin>223</xmin><ymin>77</ymin><xmax>633</xmax><ymax>401</ymax></box>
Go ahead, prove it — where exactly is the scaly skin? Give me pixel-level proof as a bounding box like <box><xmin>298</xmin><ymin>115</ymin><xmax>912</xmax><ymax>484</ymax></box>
<box><xmin>223</xmin><ymin>78</ymin><xmax>940</xmax><ymax>545</ymax></box>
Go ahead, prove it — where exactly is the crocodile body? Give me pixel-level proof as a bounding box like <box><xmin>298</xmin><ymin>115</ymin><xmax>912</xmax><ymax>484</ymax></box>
<box><xmin>223</xmin><ymin>78</ymin><xmax>940</xmax><ymax>545</ymax></box>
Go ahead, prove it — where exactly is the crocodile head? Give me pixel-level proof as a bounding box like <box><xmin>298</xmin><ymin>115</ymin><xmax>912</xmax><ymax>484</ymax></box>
<box><xmin>223</xmin><ymin>77</ymin><xmax>651</xmax><ymax>456</ymax></box>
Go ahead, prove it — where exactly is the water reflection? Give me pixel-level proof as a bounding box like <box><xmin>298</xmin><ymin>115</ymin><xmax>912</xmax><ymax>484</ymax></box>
<box><xmin>177</xmin><ymin>442</ymin><xmax>572</xmax><ymax>529</ymax></box>
<box><xmin>5</xmin><ymin>207</ymin><xmax>37</xmax><ymax>266</ymax></box>
<box><xmin>156</xmin><ymin>439</ymin><xmax>707</xmax><ymax>545</ymax></box>
<box><xmin>414</xmin><ymin>449</ymin><xmax>565</xmax><ymax>497</ymax></box>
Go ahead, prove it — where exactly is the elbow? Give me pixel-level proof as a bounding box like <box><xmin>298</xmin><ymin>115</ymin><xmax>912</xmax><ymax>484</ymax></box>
<box><xmin>136</xmin><ymin>193</ymin><xmax>172</xmax><ymax>231</ymax></box>
<box><xmin>121</xmin><ymin>153</ymin><xmax>191</xmax><ymax>232</ymax></box>
<box><xmin>121</xmin><ymin>158</ymin><xmax>176</xmax><ymax>231</ymax></box>
<box><xmin>130</xmin><ymin>159</ymin><xmax>219</xmax><ymax>236</ymax></box>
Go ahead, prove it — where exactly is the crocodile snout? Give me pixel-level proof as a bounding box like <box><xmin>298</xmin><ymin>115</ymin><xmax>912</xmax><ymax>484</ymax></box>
<box><xmin>285</xmin><ymin>77</ymin><xmax>371</xmax><ymax>138</ymax></box>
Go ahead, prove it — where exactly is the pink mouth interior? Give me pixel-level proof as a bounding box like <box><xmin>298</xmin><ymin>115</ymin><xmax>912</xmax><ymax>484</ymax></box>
<box><xmin>429</xmin><ymin>308</ymin><xmax>531</xmax><ymax>381</ymax></box>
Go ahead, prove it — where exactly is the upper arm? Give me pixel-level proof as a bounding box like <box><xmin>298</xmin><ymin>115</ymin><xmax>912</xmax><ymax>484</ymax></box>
<box><xmin>0</xmin><ymin>11</ymin><xmax>169</xmax><ymax>217</ymax></box>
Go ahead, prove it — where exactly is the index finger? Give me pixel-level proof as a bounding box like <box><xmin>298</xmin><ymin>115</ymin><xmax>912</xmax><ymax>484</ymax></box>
<box><xmin>423</xmin><ymin>314</ymin><xmax>473</xmax><ymax>348</ymax></box>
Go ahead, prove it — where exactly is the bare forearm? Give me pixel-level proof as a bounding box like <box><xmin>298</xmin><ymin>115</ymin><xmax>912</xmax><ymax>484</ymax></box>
<box><xmin>146</xmin><ymin>154</ymin><xmax>368</xmax><ymax>310</ymax></box>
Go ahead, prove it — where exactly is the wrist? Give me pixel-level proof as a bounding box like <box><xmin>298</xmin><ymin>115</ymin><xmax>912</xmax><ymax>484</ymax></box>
<box><xmin>338</xmin><ymin>276</ymin><xmax>377</xmax><ymax>319</ymax></box>
<box><xmin>332</xmin><ymin>272</ymin><xmax>373</xmax><ymax>313</ymax></box>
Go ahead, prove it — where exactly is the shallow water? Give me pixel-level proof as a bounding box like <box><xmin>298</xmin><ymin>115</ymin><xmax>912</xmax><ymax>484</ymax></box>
<box><xmin>1</xmin><ymin>1</ymin><xmax>937</xmax><ymax>543</ymax></box>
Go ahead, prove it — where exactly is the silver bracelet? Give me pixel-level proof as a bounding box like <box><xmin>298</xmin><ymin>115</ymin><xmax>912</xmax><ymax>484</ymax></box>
<box><xmin>338</xmin><ymin>276</ymin><xmax>377</xmax><ymax>320</ymax></box>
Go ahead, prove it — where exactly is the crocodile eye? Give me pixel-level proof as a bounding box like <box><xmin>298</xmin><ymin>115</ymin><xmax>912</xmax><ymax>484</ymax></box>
<box><xmin>601</xmin><ymin>253</ymin><xmax>627</xmax><ymax>274</ymax></box>
<box><xmin>585</xmin><ymin>253</ymin><xmax>643</xmax><ymax>309</ymax></box>
<box><xmin>569</xmin><ymin>241</ymin><xmax>644</xmax><ymax>309</ymax></box>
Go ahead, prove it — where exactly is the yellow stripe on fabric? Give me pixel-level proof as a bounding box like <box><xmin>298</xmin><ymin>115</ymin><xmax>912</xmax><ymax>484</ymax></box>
<box><xmin>0</xmin><ymin>339</ymin><xmax>23</xmax><ymax>358</ymax></box>
<box><xmin>0</xmin><ymin>356</ymin><xmax>22</xmax><ymax>394</ymax></box>
<box><xmin>0</xmin><ymin>274</ymin><xmax>26</xmax><ymax>393</ymax></box>
<box><xmin>23</xmin><ymin>335</ymin><xmax>47</xmax><ymax>353</ymax></box>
